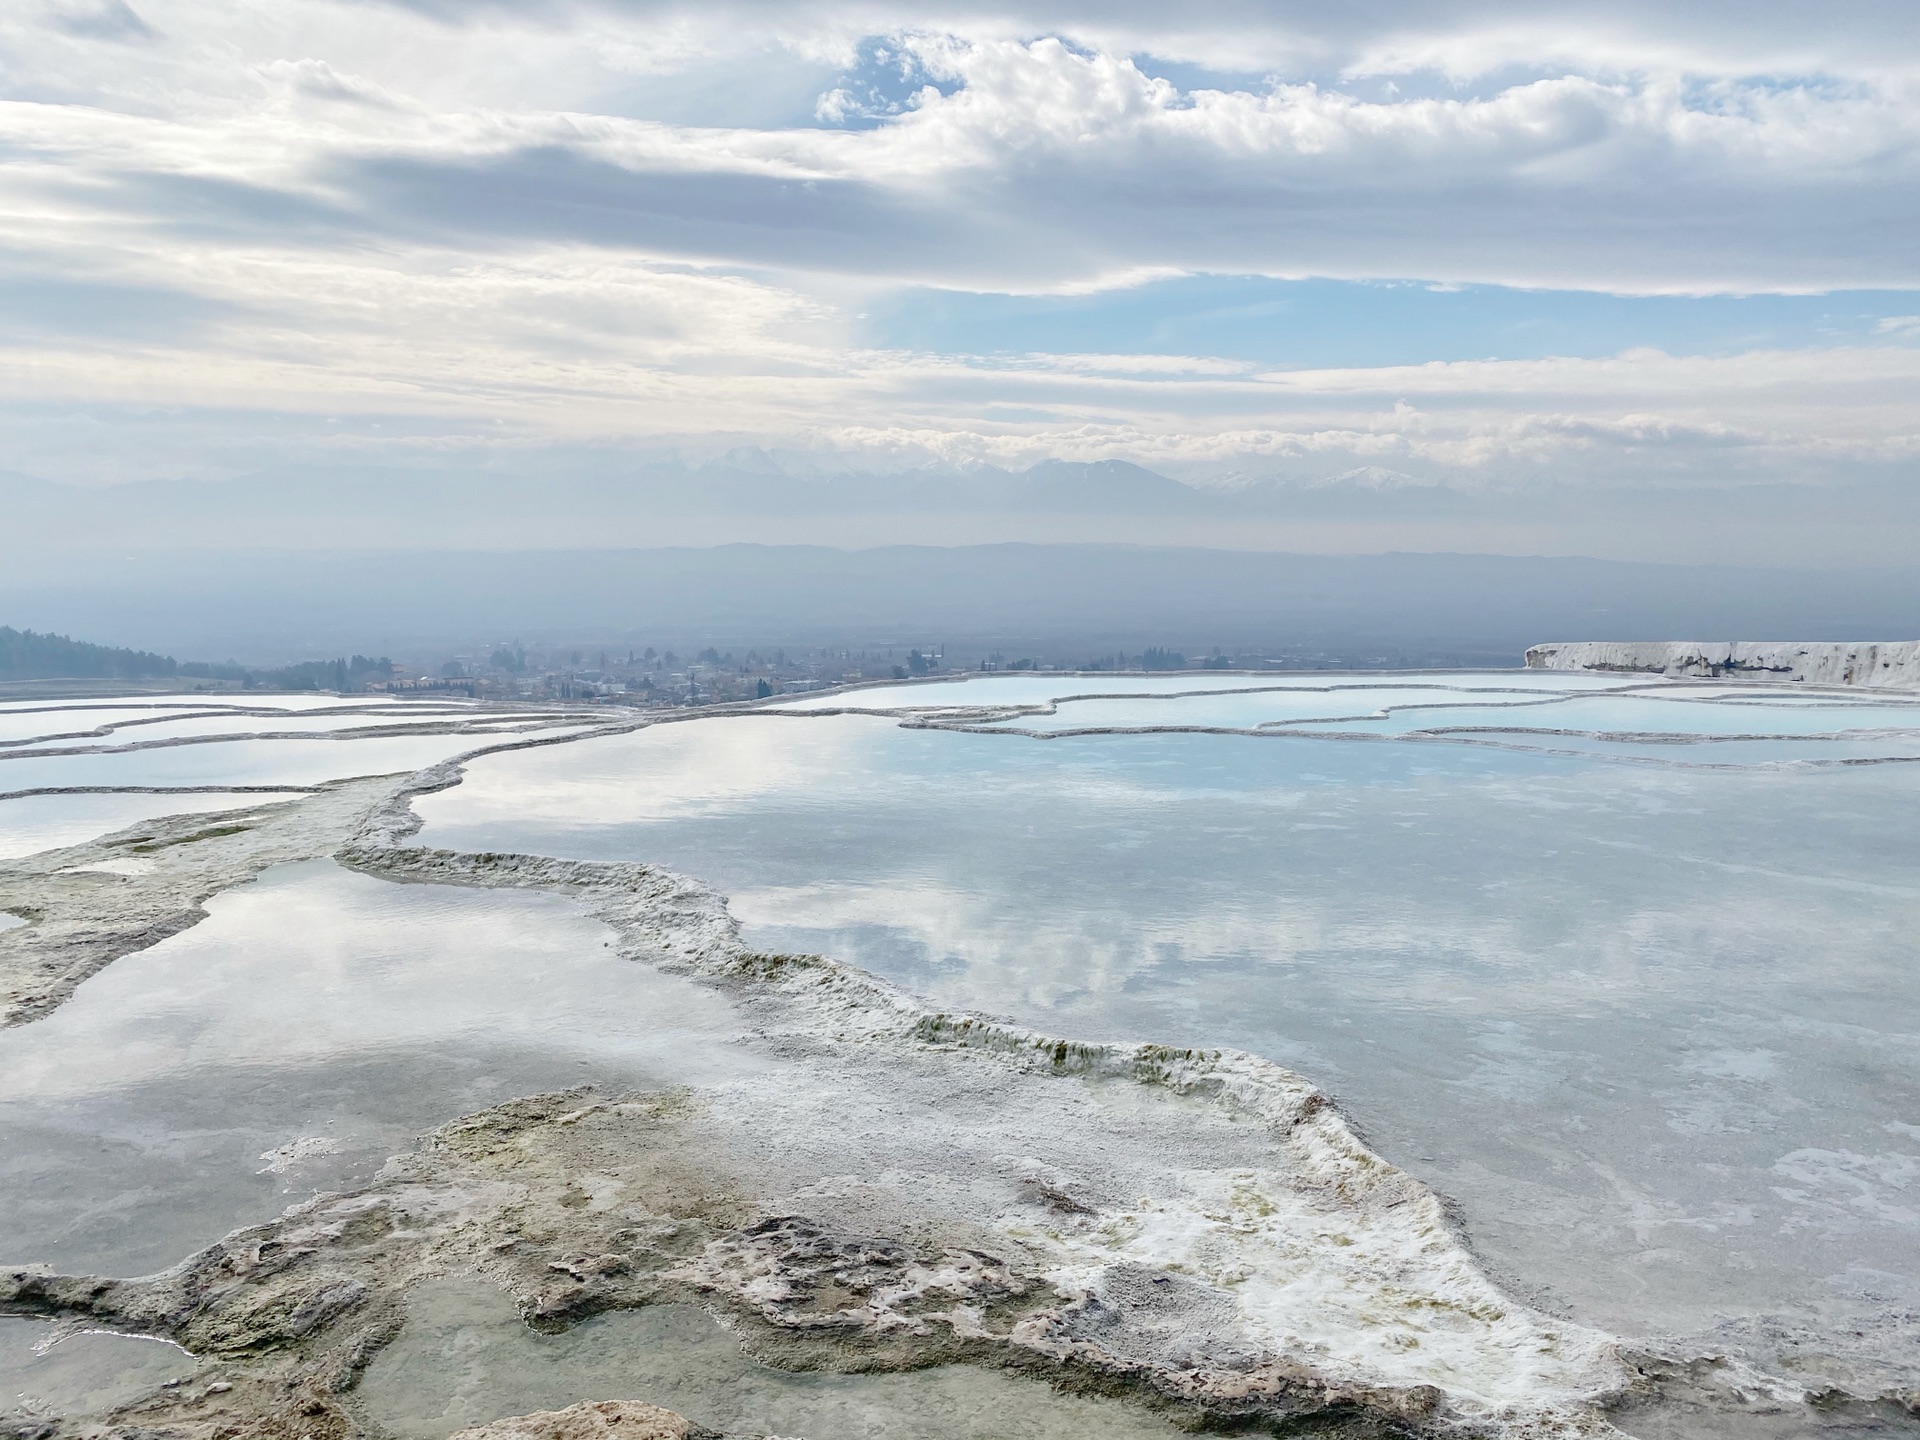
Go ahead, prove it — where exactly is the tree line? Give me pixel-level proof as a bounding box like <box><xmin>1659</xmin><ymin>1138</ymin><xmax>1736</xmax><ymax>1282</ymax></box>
<box><xmin>0</xmin><ymin>626</ymin><xmax>177</xmax><ymax>680</ymax></box>
<box><xmin>0</xmin><ymin>627</ymin><xmax>392</xmax><ymax>691</ymax></box>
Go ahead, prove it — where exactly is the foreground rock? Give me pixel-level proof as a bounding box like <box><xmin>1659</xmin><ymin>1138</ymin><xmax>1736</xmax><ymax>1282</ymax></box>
<box><xmin>449</xmin><ymin>1399</ymin><xmax>714</xmax><ymax>1440</ymax></box>
<box><xmin>1525</xmin><ymin>640</ymin><xmax>1920</xmax><ymax>687</ymax></box>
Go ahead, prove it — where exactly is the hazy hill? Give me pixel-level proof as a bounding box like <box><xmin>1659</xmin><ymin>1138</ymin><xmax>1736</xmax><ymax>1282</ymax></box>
<box><xmin>0</xmin><ymin>626</ymin><xmax>176</xmax><ymax>680</ymax></box>
<box><xmin>8</xmin><ymin>459</ymin><xmax>1918</xmax><ymax>566</ymax></box>
<box><xmin>5</xmin><ymin>545</ymin><xmax>1915</xmax><ymax>665</ymax></box>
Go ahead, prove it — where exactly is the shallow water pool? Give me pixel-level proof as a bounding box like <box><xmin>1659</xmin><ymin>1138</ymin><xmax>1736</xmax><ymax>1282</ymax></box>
<box><xmin>359</xmin><ymin>1278</ymin><xmax>1188</xmax><ymax>1440</ymax></box>
<box><xmin>414</xmin><ymin>673</ymin><xmax>1920</xmax><ymax>1387</ymax></box>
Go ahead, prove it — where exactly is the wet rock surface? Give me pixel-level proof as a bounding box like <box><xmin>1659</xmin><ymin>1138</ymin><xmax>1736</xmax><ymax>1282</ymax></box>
<box><xmin>0</xmin><ymin>843</ymin><xmax>1638</xmax><ymax>1437</ymax></box>
<box><xmin>2</xmin><ymin>748</ymin><xmax>1915</xmax><ymax>1440</ymax></box>
<box><xmin>0</xmin><ymin>778</ymin><xmax>398</xmax><ymax>1025</ymax></box>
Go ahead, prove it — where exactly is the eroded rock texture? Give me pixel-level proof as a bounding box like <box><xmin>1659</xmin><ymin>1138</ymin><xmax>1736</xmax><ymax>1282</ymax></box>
<box><xmin>448</xmin><ymin>1399</ymin><xmax>713</xmax><ymax>1440</ymax></box>
<box><xmin>8</xmin><ymin>754</ymin><xmax>1899</xmax><ymax>1440</ymax></box>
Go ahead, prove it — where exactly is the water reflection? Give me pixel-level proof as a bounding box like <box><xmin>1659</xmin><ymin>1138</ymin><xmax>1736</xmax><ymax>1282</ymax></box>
<box><xmin>0</xmin><ymin>860</ymin><xmax>758</xmax><ymax>1274</ymax></box>
<box><xmin>0</xmin><ymin>1318</ymin><xmax>191</xmax><ymax>1422</ymax></box>
<box><xmin>360</xmin><ymin>1278</ymin><xmax>1186</xmax><ymax>1440</ymax></box>
<box><xmin>414</xmin><ymin>678</ymin><xmax>1920</xmax><ymax>1375</ymax></box>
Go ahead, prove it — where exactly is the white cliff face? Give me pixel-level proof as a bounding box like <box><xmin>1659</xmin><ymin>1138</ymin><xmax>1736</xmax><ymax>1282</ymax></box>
<box><xmin>1525</xmin><ymin>641</ymin><xmax>1920</xmax><ymax>688</ymax></box>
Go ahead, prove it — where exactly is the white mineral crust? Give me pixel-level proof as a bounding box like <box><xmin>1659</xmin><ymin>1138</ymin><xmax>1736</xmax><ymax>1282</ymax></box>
<box><xmin>1525</xmin><ymin>640</ymin><xmax>1920</xmax><ymax>687</ymax></box>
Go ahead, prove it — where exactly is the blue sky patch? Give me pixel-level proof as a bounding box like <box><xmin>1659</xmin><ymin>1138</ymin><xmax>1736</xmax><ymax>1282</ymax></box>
<box><xmin>864</xmin><ymin>275</ymin><xmax>1920</xmax><ymax>367</ymax></box>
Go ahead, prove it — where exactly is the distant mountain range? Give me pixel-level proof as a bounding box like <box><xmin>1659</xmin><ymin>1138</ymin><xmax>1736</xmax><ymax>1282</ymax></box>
<box><xmin>0</xmin><ymin>452</ymin><xmax>1492</xmax><ymax>551</ymax></box>
<box><xmin>586</xmin><ymin>450</ymin><xmax>1481</xmax><ymax>519</ymax></box>
<box><xmin>6</xmin><ymin>543</ymin><xmax>1917</xmax><ymax>665</ymax></box>
<box><xmin>6</xmin><ymin>453</ymin><xmax>1916</xmax><ymax>568</ymax></box>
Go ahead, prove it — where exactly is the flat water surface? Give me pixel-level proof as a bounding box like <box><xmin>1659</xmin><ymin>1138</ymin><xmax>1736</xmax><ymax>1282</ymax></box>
<box><xmin>0</xmin><ymin>860</ymin><xmax>757</xmax><ymax>1275</ymax></box>
<box><xmin>7</xmin><ymin>673</ymin><xmax>1916</xmax><ymax>1417</ymax></box>
<box><xmin>0</xmin><ymin>791</ymin><xmax>307</xmax><ymax>859</ymax></box>
<box><xmin>359</xmin><ymin>1278</ymin><xmax>1186</xmax><ymax>1440</ymax></box>
<box><xmin>414</xmin><ymin>673</ymin><xmax>1920</xmax><ymax>1375</ymax></box>
<box><xmin>0</xmin><ymin>1318</ymin><xmax>192</xmax><ymax>1423</ymax></box>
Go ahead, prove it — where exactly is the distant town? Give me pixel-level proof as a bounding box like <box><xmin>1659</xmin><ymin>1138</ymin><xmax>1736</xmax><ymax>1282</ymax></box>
<box><xmin>369</xmin><ymin>641</ymin><xmax>1273</xmax><ymax>706</ymax></box>
<box><xmin>0</xmin><ymin>624</ymin><xmax>1496</xmax><ymax>701</ymax></box>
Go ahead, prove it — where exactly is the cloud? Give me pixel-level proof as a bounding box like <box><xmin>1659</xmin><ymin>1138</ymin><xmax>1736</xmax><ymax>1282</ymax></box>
<box><xmin>309</xmin><ymin>1</ymin><xmax>1920</xmax><ymax>88</ymax></box>
<box><xmin>0</xmin><ymin>0</ymin><xmax>1916</xmax><ymax>546</ymax></box>
<box><xmin>42</xmin><ymin>0</ymin><xmax>152</xmax><ymax>42</ymax></box>
<box><xmin>8</xmin><ymin>9</ymin><xmax>1920</xmax><ymax>290</ymax></box>
<box><xmin>254</xmin><ymin>56</ymin><xmax>404</xmax><ymax>109</ymax></box>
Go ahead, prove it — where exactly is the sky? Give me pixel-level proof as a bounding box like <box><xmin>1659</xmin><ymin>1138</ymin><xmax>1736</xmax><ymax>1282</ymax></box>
<box><xmin>3</xmin><ymin>0</ymin><xmax>1919</xmax><ymax>553</ymax></box>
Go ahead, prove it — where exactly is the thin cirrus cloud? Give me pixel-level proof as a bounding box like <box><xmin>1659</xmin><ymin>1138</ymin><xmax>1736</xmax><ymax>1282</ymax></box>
<box><xmin>0</xmin><ymin>0</ymin><xmax>1917</xmax><ymax>555</ymax></box>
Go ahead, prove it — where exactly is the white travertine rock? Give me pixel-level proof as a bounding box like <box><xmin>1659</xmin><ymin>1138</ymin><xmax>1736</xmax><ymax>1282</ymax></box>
<box><xmin>1524</xmin><ymin>641</ymin><xmax>1920</xmax><ymax>688</ymax></box>
<box><xmin>336</xmin><ymin>842</ymin><xmax>1634</xmax><ymax>1438</ymax></box>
